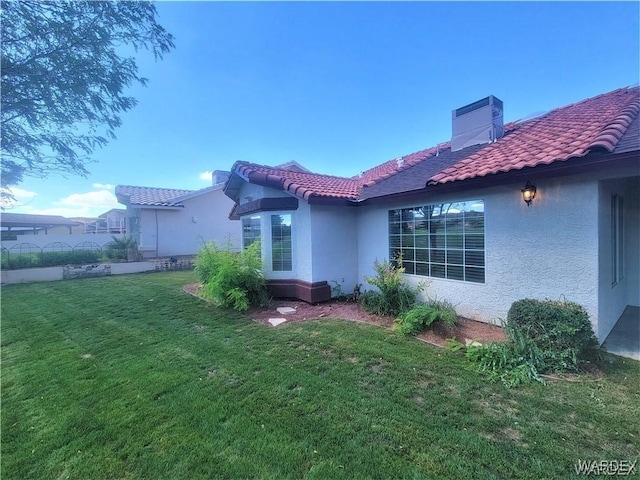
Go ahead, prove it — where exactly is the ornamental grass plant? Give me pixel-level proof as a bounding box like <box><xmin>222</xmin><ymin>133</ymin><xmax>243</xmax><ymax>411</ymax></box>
<box><xmin>194</xmin><ymin>240</ymin><xmax>269</xmax><ymax>311</ymax></box>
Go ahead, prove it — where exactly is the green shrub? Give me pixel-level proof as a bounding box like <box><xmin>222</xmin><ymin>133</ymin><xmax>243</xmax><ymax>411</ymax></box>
<box><xmin>465</xmin><ymin>298</ymin><xmax>600</xmax><ymax>388</ymax></box>
<box><xmin>6</xmin><ymin>254</ymin><xmax>39</xmax><ymax>270</ymax></box>
<box><xmin>105</xmin><ymin>236</ymin><xmax>138</xmax><ymax>262</ymax></box>
<box><xmin>39</xmin><ymin>250</ymin><xmax>101</xmax><ymax>267</ymax></box>
<box><xmin>466</xmin><ymin>320</ymin><xmax>546</xmax><ymax>388</ymax></box>
<box><xmin>466</xmin><ymin>341</ymin><xmax>545</xmax><ymax>388</ymax></box>
<box><xmin>194</xmin><ymin>241</ymin><xmax>268</xmax><ymax>311</ymax></box>
<box><xmin>507</xmin><ymin>298</ymin><xmax>600</xmax><ymax>372</ymax></box>
<box><xmin>76</xmin><ymin>250</ymin><xmax>103</xmax><ymax>264</ymax></box>
<box><xmin>360</xmin><ymin>259</ymin><xmax>423</xmax><ymax>316</ymax></box>
<box><xmin>394</xmin><ymin>299</ymin><xmax>458</xmax><ymax>335</ymax></box>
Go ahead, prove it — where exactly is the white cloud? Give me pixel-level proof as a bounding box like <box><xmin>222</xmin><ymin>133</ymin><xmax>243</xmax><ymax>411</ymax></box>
<box><xmin>56</xmin><ymin>190</ymin><xmax>120</xmax><ymax>209</ymax></box>
<box><xmin>0</xmin><ymin>187</ymin><xmax>38</xmax><ymax>209</ymax></box>
<box><xmin>15</xmin><ymin>206</ymin><xmax>97</xmax><ymax>218</ymax></box>
<box><xmin>92</xmin><ymin>183</ymin><xmax>115</xmax><ymax>190</ymax></box>
<box><xmin>199</xmin><ymin>171</ymin><xmax>213</xmax><ymax>181</ymax></box>
<box><xmin>16</xmin><ymin>190</ymin><xmax>122</xmax><ymax>218</ymax></box>
<box><xmin>7</xmin><ymin>187</ymin><xmax>38</xmax><ymax>199</ymax></box>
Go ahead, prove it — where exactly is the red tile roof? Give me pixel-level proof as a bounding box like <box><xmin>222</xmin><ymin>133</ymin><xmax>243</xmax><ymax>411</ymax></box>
<box><xmin>232</xmin><ymin>162</ymin><xmax>362</xmax><ymax>201</ymax></box>
<box><xmin>115</xmin><ymin>185</ymin><xmax>221</xmax><ymax>207</ymax></box>
<box><xmin>229</xmin><ymin>86</ymin><xmax>639</xmax><ymax>202</ymax></box>
<box><xmin>430</xmin><ymin>86</ymin><xmax>640</xmax><ymax>185</ymax></box>
<box><xmin>116</xmin><ymin>185</ymin><xmax>194</xmax><ymax>207</ymax></box>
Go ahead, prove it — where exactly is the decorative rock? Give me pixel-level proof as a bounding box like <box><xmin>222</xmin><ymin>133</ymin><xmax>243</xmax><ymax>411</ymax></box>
<box><xmin>276</xmin><ymin>307</ymin><xmax>297</xmax><ymax>315</ymax></box>
<box><xmin>465</xmin><ymin>339</ymin><xmax>483</xmax><ymax>347</ymax></box>
<box><xmin>268</xmin><ymin>318</ymin><xmax>287</xmax><ymax>327</ymax></box>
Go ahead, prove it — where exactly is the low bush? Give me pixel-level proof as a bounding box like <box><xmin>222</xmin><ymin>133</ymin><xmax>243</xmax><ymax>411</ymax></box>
<box><xmin>466</xmin><ymin>320</ymin><xmax>546</xmax><ymax>388</ymax></box>
<box><xmin>465</xmin><ymin>298</ymin><xmax>601</xmax><ymax>387</ymax></box>
<box><xmin>507</xmin><ymin>298</ymin><xmax>600</xmax><ymax>372</ymax></box>
<box><xmin>194</xmin><ymin>241</ymin><xmax>269</xmax><ymax>311</ymax></box>
<box><xmin>394</xmin><ymin>299</ymin><xmax>457</xmax><ymax>335</ymax></box>
<box><xmin>2</xmin><ymin>250</ymin><xmax>103</xmax><ymax>269</ymax></box>
<box><xmin>360</xmin><ymin>259</ymin><xmax>423</xmax><ymax>316</ymax></box>
<box><xmin>5</xmin><ymin>254</ymin><xmax>39</xmax><ymax>270</ymax></box>
<box><xmin>39</xmin><ymin>250</ymin><xmax>101</xmax><ymax>267</ymax></box>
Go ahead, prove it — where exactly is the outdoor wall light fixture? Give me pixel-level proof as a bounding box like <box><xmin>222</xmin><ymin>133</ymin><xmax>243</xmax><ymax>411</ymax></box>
<box><xmin>521</xmin><ymin>181</ymin><xmax>537</xmax><ymax>206</ymax></box>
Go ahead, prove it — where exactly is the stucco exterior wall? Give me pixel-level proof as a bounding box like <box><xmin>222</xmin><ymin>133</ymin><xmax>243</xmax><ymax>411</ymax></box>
<box><xmin>357</xmin><ymin>177</ymin><xmax>601</xmax><ymax>331</ymax></box>
<box><xmin>135</xmin><ymin>188</ymin><xmax>241</xmax><ymax>258</ymax></box>
<box><xmin>598</xmin><ymin>177</ymin><xmax>640</xmax><ymax>341</ymax></box>
<box><xmin>136</xmin><ymin>208</ymin><xmax>158</xmax><ymax>255</ymax></box>
<box><xmin>310</xmin><ymin>205</ymin><xmax>359</xmax><ymax>294</ymax></box>
<box><xmin>234</xmin><ymin>183</ymin><xmax>304</xmax><ymax>279</ymax></box>
<box><xmin>626</xmin><ymin>187</ymin><xmax>640</xmax><ymax>308</ymax></box>
<box><xmin>232</xmin><ymin>183</ymin><xmax>359</xmax><ymax>294</ymax></box>
<box><xmin>291</xmin><ymin>202</ymin><xmax>311</xmax><ymax>281</ymax></box>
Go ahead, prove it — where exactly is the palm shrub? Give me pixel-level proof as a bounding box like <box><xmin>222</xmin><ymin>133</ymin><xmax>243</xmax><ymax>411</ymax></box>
<box><xmin>394</xmin><ymin>298</ymin><xmax>457</xmax><ymax>335</ymax></box>
<box><xmin>105</xmin><ymin>236</ymin><xmax>138</xmax><ymax>262</ymax></box>
<box><xmin>194</xmin><ymin>241</ymin><xmax>268</xmax><ymax>311</ymax></box>
<box><xmin>360</xmin><ymin>259</ymin><xmax>423</xmax><ymax>316</ymax></box>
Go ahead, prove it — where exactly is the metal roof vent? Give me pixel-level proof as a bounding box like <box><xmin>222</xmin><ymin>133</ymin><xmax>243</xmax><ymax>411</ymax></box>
<box><xmin>451</xmin><ymin>95</ymin><xmax>504</xmax><ymax>152</ymax></box>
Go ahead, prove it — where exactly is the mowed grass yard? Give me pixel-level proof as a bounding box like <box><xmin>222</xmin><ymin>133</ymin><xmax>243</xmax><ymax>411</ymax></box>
<box><xmin>2</xmin><ymin>271</ymin><xmax>639</xmax><ymax>479</ymax></box>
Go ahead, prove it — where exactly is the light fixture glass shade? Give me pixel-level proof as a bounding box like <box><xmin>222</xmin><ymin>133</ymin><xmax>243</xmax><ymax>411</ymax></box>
<box><xmin>521</xmin><ymin>181</ymin><xmax>536</xmax><ymax>206</ymax></box>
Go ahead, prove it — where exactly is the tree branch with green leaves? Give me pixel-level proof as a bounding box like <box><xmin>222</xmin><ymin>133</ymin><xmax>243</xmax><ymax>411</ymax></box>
<box><xmin>0</xmin><ymin>0</ymin><xmax>175</xmax><ymax>200</ymax></box>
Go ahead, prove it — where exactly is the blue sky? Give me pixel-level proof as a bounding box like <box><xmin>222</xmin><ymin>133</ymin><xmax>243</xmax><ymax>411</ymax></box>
<box><xmin>6</xmin><ymin>1</ymin><xmax>639</xmax><ymax>218</ymax></box>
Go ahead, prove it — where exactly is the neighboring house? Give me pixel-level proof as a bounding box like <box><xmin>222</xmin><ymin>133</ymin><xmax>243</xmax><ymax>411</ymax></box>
<box><xmin>1</xmin><ymin>213</ymin><xmax>81</xmax><ymax>239</ymax></box>
<box><xmin>116</xmin><ymin>171</ymin><xmax>242</xmax><ymax>258</ymax></box>
<box><xmin>224</xmin><ymin>86</ymin><xmax>639</xmax><ymax>343</ymax></box>
<box><xmin>1</xmin><ymin>212</ymin><xmax>122</xmax><ymax>258</ymax></box>
<box><xmin>65</xmin><ymin>209</ymin><xmax>128</xmax><ymax>235</ymax></box>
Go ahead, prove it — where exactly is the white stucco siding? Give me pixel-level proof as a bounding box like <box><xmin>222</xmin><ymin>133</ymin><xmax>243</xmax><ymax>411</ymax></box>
<box><xmin>597</xmin><ymin>177</ymin><xmax>640</xmax><ymax>341</ymax></box>
<box><xmin>356</xmin><ymin>207</ymin><xmax>390</xmax><ymax>284</ymax></box>
<box><xmin>233</xmin><ymin>197</ymin><xmax>359</xmax><ymax>292</ymax></box>
<box><xmin>484</xmin><ymin>179</ymin><xmax>599</xmax><ymax>327</ymax></box>
<box><xmin>137</xmin><ymin>189</ymin><xmax>241</xmax><ymax>258</ymax></box>
<box><xmin>292</xmin><ymin>202</ymin><xmax>312</xmax><ymax>282</ymax></box>
<box><xmin>310</xmin><ymin>205</ymin><xmax>359</xmax><ymax>294</ymax></box>
<box><xmin>257</xmin><ymin>205</ymin><xmax>309</xmax><ymax>281</ymax></box>
<box><xmin>626</xmin><ymin>187</ymin><xmax>640</xmax><ymax>308</ymax></box>
<box><xmin>137</xmin><ymin>209</ymin><xmax>158</xmax><ymax>256</ymax></box>
<box><xmin>357</xmin><ymin>178</ymin><xmax>601</xmax><ymax>328</ymax></box>
<box><xmin>235</xmin><ymin>183</ymin><xmax>306</xmax><ymax>280</ymax></box>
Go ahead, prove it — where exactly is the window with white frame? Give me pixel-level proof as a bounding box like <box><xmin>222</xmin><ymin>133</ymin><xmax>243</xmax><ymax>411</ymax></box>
<box><xmin>242</xmin><ymin>216</ymin><xmax>261</xmax><ymax>252</ymax></box>
<box><xmin>611</xmin><ymin>194</ymin><xmax>624</xmax><ymax>286</ymax></box>
<box><xmin>388</xmin><ymin>200</ymin><xmax>485</xmax><ymax>283</ymax></box>
<box><xmin>271</xmin><ymin>214</ymin><xmax>292</xmax><ymax>271</ymax></box>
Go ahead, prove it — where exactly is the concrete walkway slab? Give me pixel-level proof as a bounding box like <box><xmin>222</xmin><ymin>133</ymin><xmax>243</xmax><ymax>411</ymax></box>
<box><xmin>277</xmin><ymin>307</ymin><xmax>297</xmax><ymax>315</ymax></box>
<box><xmin>268</xmin><ymin>318</ymin><xmax>287</xmax><ymax>327</ymax></box>
<box><xmin>602</xmin><ymin>306</ymin><xmax>640</xmax><ymax>360</ymax></box>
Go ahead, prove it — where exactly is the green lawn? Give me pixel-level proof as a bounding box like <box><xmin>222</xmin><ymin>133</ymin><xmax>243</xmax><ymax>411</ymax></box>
<box><xmin>2</xmin><ymin>271</ymin><xmax>639</xmax><ymax>479</ymax></box>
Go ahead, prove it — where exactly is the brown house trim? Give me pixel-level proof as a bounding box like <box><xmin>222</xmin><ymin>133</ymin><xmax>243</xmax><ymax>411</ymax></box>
<box><xmin>359</xmin><ymin>151</ymin><xmax>640</xmax><ymax>206</ymax></box>
<box><xmin>234</xmin><ymin>197</ymin><xmax>299</xmax><ymax>217</ymax></box>
<box><xmin>267</xmin><ymin>279</ymin><xmax>332</xmax><ymax>304</ymax></box>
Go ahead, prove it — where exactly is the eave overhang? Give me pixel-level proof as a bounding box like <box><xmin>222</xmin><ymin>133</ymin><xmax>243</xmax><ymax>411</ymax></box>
<box><xmin>358</xmin><ymin>150</ymin><xmax>639</xmax><ymax>206</ymax></box>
